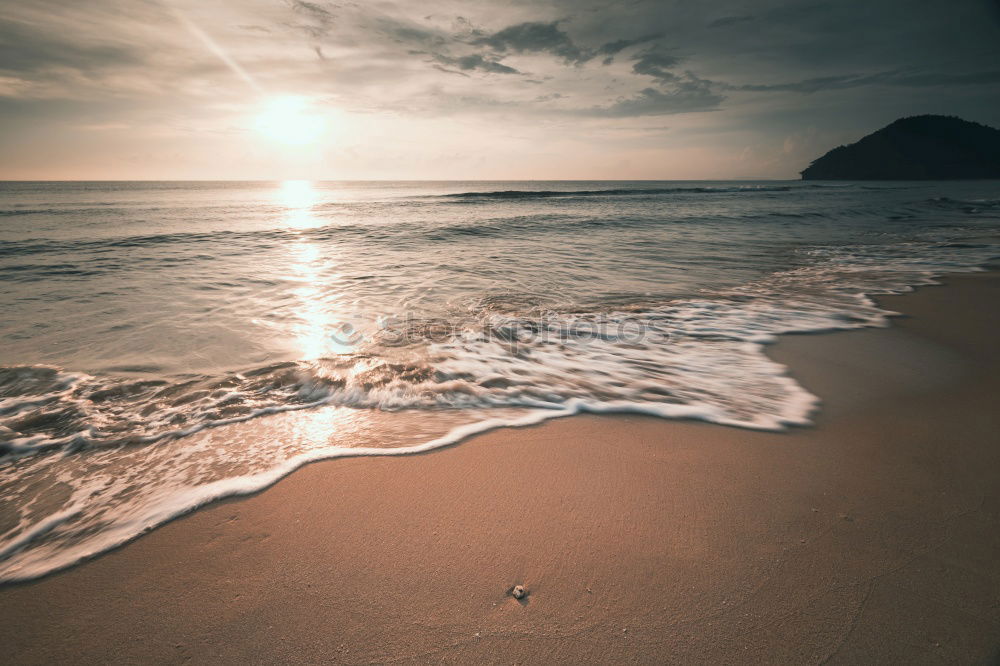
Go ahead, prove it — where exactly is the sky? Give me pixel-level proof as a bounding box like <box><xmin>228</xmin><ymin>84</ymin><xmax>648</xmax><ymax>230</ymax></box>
<box><xmin>1</xmin><ymin>0</ymin><xmax>999</xmax><ymax>180</ymax></box>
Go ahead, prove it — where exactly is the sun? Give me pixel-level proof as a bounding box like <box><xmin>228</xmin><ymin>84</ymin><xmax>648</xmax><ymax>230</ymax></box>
<box><xmin>255</xmin><ymin>96</ymin><xmax>327</xmax><ymax>146</ymax></box>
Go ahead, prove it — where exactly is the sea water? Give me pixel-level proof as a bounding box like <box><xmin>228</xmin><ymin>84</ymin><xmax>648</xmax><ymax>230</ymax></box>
<box><xmin>1</xmin><ymin>179</ymin><xmax>998</xmax><ymax>581</ymax></box>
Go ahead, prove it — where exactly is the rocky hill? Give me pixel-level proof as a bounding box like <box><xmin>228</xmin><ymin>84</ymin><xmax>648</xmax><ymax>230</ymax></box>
<box><xmin>801</xmin><ymin>115</ymin><xmax>1000</xmax><ymax>180</ymax></box>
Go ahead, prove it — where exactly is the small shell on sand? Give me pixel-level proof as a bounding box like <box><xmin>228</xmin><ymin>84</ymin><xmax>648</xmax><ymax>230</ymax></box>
<box><xmin>511</xmin><ymin>585</ymin><xmax>527</xmax><ymax>599</ymax></box>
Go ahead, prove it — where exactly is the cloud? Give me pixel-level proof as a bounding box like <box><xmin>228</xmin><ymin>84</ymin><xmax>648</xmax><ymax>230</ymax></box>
<box><xmin>467</xmin><ymin>21</ymin><xmax>664</xmax><ymax>69</ymax></box>
<box><xmin>732</xmin><ymin>68</ymin><xmax>1000</xmax><ymax>93</ymax></box>
<box><xmin>595</xmin><ymin>33</ymin><xmax>663</xmax><ymax>62</ymax></box>
<box><xmin>630</xmin><ymin>49</ymin><xmax>683</xmax><ymax>82</ymax></box>
<box><xmin>734</xmin><ymin>74</ymin><xmax>872</xmax><ymax>94</ymax></box>
<box><xmin>597</xmin><ymin>36</ymin><xmax>652</xmax><ymax>56</ymax></box>
<box><xmin>428</xmin><ymin>52</ymin><xmax>520</xmax><ymax>75</ymax></box>
<box><xmin>285</xmin><ymin>0</ymin><xmax>335</xmax><ymax>38</ymax></box>
<box><xmin>288</xmin><ymin>0</ymin><xmax>333</xmax><ymax>19</ymax></box>
<box><xmin>286</xmin><ymin>0</ymin><xmax>334</xmax><ymax>39</ymax></box>
<box><xmin>471</xmin><ymin>21</ymin><xmax>589</xmax><ymax>64</ymax></box>
<box><xmin>590</xmin><ymin>74</ymin><xmax>725</xmax><ymax>117</ymax></box>
<box><xmin>891</xmin><ymin>69</ymin><xmax>1000</xmax><ymax>87</ymax></box>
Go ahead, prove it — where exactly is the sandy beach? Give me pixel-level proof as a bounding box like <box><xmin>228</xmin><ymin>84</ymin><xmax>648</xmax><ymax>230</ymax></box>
<box><xmin>4</xmin><ymin>0</ymin><xmax>1000</xmax><ymax>662</ymax></box>
<box><xmin>1</xmin><ymin>270</ymin><xmax>998</xmax><ymax>664</ymax></box>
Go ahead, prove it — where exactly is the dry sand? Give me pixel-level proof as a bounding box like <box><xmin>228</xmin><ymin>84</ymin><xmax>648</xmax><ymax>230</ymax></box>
<box><xmin>1</xmin><ymin>272</ymin><xmax>999</xmax><ymax>664</ymax></box>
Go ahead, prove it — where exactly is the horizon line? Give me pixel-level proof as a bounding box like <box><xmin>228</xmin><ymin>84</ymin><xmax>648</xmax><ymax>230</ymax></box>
<box><xmin>0</xmin><ymin>177</ymin><xmax>788</xmax><ymax>183</ymax></box>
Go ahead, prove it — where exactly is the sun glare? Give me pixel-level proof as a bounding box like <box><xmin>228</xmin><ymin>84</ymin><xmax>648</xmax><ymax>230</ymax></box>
<box><xmin>276</xmin><ymin>180</ymin><xmax>322</xmax><ymax>228</ymax></box>
<box><xmin>255</xmin><ymin>96</ymin><xmax>326</xmax><ymax>146</ymax></box>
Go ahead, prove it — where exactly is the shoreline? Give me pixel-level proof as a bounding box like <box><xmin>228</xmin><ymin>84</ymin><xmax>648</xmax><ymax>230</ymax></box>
<box><xmin>1</xmin><ymin>271</ymin><xmax>999</xmax><ymax>663</ymax></box>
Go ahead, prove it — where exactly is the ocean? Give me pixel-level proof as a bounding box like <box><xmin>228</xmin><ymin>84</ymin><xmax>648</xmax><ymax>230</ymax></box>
<box><xmin>1</xmin><ymin>179</ymin><xmax>998</xmax><ymax>582</ymax></box>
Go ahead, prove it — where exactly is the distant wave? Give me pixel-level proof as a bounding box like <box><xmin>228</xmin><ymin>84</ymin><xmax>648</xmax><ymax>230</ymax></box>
<box><xmin>0</xmin><ymin>189</ymin><xmax>982</xmax><ymax>263</ymax></box>
<box><xmin>437</xmin><ymin>185</ymin><xmax>797</xmax><ymax>201</ymax></box>
<box><xmin>926</xmin><ymin>196</ymin><xmax>1000</xmax><ymax>209</ymax></box>
<box><xmin>0</xmin><ymin>209</ymin><xmax>52</xmax><ymax>217</ymax></box>
<box><xmin>0</xmin><ymin>227</ymin><xmax>302</xmax><ymax>259</ymax></box>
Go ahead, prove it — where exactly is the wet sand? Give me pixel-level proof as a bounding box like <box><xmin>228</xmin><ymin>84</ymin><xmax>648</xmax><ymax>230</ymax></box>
<box><xmin>1</xmin><ymin>272</ymin><xmax>999</xmax><ymax>664</ymax></box>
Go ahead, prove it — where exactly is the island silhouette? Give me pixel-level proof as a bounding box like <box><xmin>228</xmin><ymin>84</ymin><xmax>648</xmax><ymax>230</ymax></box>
<box><xmin>801</xmin><ymin>115</ymin><xmax>1000</xmax><ymax>180</ymax></box>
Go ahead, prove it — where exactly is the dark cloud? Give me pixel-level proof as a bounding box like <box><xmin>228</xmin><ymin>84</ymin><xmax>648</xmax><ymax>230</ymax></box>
<box><xmin>734</xmin><ymin>74</ymin><xmax>872</xmax><ymax>94</ymax></box>
<box><xmin>591</xmin><ymin>73</ymin><xmax>724</xmax><ymax>117</ymax></box>
<box><xmin>468</xmin><ymin>21</ymin><xmax>663</xmax><ymax>69</ymax></box>
<box><xmin>429</xmin><ymin>52</ymin><xmax>520</xmax><ymax>75</ymax></box>
<box><xmin>596</xmin><ymin>33</ymin><xmax>663</xmax><ymax>57</ymax></box>
<box><xmin>630</xmin><ymin>49</ymin><xmax>683</xmax><ymax>82</ymax></box>
<box><xmin>387</xmin><ymin>24</ymin><xmax>441</xmax><ymax>45</ymax></box>
<box><xmin>472</xmin><ymin>21</ymin><xmax>589</xmax><ymax>64</ymax></box>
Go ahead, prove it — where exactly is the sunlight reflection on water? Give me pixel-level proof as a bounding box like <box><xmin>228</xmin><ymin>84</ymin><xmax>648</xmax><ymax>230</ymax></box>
<box><xmin>277</xmin><ymin>179</ymin><xmax>322</xmax><ymax>229</ymax></box>
<box><xmin>277</xmin><ymin>180</ymin><xmax>355</xmax><ymax>358</ymax></box>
